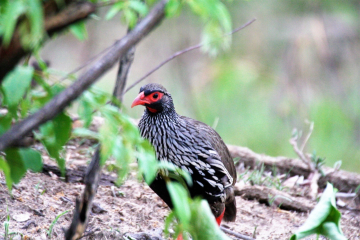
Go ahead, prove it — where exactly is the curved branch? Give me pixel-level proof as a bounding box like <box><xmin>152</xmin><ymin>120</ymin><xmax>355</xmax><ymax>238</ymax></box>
<box><xmin>0</xmin><ymin>1</ymin><xmax>96</xmax><ymax>81</ymax></box>
<box><xmin>125</xmin><ymin>18</ymin><xmax>256</xmax><ymax>93</ymax></box>
<box><xmin>0</xmin><ymin>0</ymin><xmax>168</xmax><ymax>152</ymax></box>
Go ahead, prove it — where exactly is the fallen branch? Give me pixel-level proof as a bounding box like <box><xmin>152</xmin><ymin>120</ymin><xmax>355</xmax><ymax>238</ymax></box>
<box><xmin>65</xmin><ymin>148</ymin><xmax>101</xmax><ymax>240</ymax></box>
<box><xmin>234</xmin><ymin>185</ymin><xmax>314</xmax><ymax>212</ymax></box>
<box><xmin>220</xmin><ymin>227</ymin><xmax>256</xmax><ymax>240</ymax></box>
<box><xmin>228</xmin><ymin>145</ymin><xmax>360</xmax><ymax>194</ymax></box>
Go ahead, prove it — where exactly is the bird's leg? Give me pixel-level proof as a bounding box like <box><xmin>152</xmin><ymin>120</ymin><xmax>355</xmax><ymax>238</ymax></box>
<box><xmin>216</xmin><ymin>208</ymin><xmax>225</xmax><ymax>226</ymax></box>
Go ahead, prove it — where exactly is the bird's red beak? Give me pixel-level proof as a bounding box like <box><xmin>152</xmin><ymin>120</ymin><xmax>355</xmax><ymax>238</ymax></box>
<box><xmin>131</xmin><ymin>91</ymin><xmax>150</xmax><ymax>108</ymax></box>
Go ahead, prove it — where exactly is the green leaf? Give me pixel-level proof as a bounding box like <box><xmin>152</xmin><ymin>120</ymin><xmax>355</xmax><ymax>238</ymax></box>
<box><xmin>165</xmin><ymin>0</ymin><xmax>182</xmax><ymax>17</ymax></box>
<box><xmin>187</xmin><ymin>0</ymin><xmax>232</xmax><ymax>56</ymax></box>
<box><xmin>78</xmin><ymin>96</ymin><xmax>93</xmax><ymax>128</ymax></box>
<box><xmin>18</xmin><ymin>148</ymin><xmax>42</xmax><ymax>172</ymax></box>
<box><xmin>20</xmin><ymin>94</ymin><xmax>32</xmax><ymax>118</ymax></box>
<box><xmin>72</xmin><ymin>128</ymin><xmax>99</xmax><ymax>140</ymax></box>
<box><xmin>158</xmin><ymin>161</ymin><xmax>192</xmax><ymax>186</ymax></box>
<box><xmin>105</xmin><ymin>1</ymin><xmax>125</xmax><ymax>20</ymax></box>
<box><xmin>123</xmin><ymin>8</ymin><xmax>138</xmax><ymax>28</ymax></box>
<box><xmin>188</xmin><ymin>199</ymin><xmax>231</xmax><ymax>240</ymax></box>
<box><xmin>164</xmin><ymin>211</ymin><xmax>176</xmax><ymax>237</ymax></box>
<box><xmin>129</xmin><ymin>0</ymin><xmax>148</xmax><ymax>17</ymax></box>
<box><xmin>25</xmin><ymin>0</ymin><xmax>44</xmax><ymax>47</ymax></box>
<box><xmin>167</xmin><ymin>181</ymin><xmax>191</xmax><ymax>226</ymax></box>
<box><xmin>2</xmin><ymin>65</ymin><xmax>34</xmax><ymax>113</ymax></box>
<box><xmin>0</xmin><ymin>157</ymin><xmax>13</xmax><ymax>190</ymax></box>
<box><xmin>4</xmin><ymin>148</ymin><xmax>27</xmax><ymax>184</ymax></box>
<box><xmin>70</xmin><ymin>21</ymin><xmax>88</xmax><ymax>41</ymax></box>
<box><xmin>290</xmin><ymin>183</ymin><xmax>347</xmax><ymax>240</ymax></box>
<box><xmin>0</xmin><ymin>114</ymin><xmax>12</xmax><ymax>135</ymax></box>
<box><xmin>137</xmin><ymin>140</ymin><xmax>158</xmax><ymax>184</ymax></box>
<box><xmin>2</xmin><ymin>0</ymin><xmax>26</xmax><ymax>46</ymax></box>
<box><xmin>39</xmin><ymin>112</ymin><xmax>72</xmax><ymax>175</ymax></box>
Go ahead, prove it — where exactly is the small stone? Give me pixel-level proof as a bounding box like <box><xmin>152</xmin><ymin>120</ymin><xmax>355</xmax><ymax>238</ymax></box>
<box><xmin>13</xmin><ymin>213</ymin><xmax>30</xmax><ymax>222</ymax></box>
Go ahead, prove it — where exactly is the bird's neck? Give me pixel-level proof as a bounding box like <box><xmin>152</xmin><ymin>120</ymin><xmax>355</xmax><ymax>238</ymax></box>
<box><xmin>142</xmin><ymin>108</ymin><xmax>179</xmax><ymax>125</ymax></box>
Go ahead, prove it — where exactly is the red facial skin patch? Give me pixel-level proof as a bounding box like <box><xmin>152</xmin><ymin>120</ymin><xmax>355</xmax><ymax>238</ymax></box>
<box><xmin>131</xmin><ymin>91</ymin><xmax>164</xmax><ymax>111</ymax></box>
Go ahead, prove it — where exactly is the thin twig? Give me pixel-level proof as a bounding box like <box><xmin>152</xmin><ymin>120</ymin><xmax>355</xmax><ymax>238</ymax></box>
<box><xmin>124</xmin><ymin>18</ymin><xmax>256</xmax><ymax>93</ymax></box>
<box><xmin>124</xmin><ymin>43</ymin><xmax>201</xmax><ymax>93</ymax></box>
<box><xmin>300</xmin><ymin>120</ymin><xmax>314</xmax><ymax>152</ymax></box>
<box><xmin>58</xmin><ymin>45</ymin><xmax>114</xmax><ymax>83</ymax></box>
<box><xmin>220</xmin><ymin>226</ymin><xmax>255</xmax><ymax>240</ymax></box>
<box><xmin>289</xmin><ymin>134</ymin><xmax>313</xmax><ymax>170</ymax></box>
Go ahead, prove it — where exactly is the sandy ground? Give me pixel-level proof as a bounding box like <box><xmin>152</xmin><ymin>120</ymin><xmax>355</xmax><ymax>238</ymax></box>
<box><xmin>0</xmin><ymin>142</ymin><xmax>359</xmax><ymax>240</ymax></box>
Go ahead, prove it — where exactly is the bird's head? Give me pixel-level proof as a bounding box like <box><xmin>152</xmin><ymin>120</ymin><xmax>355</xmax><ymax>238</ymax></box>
<box><xmin>131</xmin><ymin>83</ymin><xmax>174</xmax><ymax>114</ymax></box>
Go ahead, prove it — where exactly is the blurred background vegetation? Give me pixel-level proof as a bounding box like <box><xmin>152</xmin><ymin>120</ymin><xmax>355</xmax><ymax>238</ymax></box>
<box><xmin>40</xmin><ymin>1</ymin><xmax>360</xmax><ymax>172</ymax></box>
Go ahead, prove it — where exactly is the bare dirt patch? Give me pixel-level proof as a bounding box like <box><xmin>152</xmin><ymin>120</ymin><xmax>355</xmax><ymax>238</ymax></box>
<box><xmin>0</xmin><ymin>142</ymin><xmax>359</xmax><ymax>240</ymax></box>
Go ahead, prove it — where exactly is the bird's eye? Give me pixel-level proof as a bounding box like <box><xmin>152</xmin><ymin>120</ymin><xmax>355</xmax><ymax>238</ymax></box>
<box><xmin>153</xmin><ymin>93</ymin><xmax>159</xmax><ymax>99</ymax></box>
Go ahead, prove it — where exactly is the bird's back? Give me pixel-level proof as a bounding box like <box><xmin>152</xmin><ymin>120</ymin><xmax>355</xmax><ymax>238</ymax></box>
<box><xmin>139</xmin><ymin>112</ymin><xmax>237</xmax><ymax>221</ymax></box>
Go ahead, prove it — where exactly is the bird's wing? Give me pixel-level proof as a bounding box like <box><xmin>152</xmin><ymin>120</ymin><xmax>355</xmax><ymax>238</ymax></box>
<box><xmin>179</xmin><ymin>116</ymin><xmax>237</xmax><ymax>186</ymax></box>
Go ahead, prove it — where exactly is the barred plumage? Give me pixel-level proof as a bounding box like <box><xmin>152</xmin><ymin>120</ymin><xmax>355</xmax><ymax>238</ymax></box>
<box><xmin>132</xmin><ymin>83</ymin><xmax>237</xmax><ymax>223</ymax></box>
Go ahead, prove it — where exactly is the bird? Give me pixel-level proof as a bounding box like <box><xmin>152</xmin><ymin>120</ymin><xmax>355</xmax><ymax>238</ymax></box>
<box><xmin>131</xmin><ymin>83</ymin><xmax>237</xmax><ymax>237</ymax></box>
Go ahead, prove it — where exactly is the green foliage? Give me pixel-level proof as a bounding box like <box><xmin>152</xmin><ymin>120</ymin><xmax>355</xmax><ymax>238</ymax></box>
<box><xmin>105</xmin><ymin>0</ymin><xmax>148</xmax><ymax>28</ymax></box>
<box><xmin>37</xmin><ymin>113</ymin><xmax>72</xmax><ymax>176</ymax></box>
<box><xmin>165</xmin><ymin>0</ymin><xmax>182</xmax><ymax>17</ymax></box>
<box><xmin>290</xmin><ymin>183</ymin><xmax>347</xmax><ymax>240</ymax></box>
<box><xmin>1</xmin><ymin>66</ymin><xmax>34</xmax><ymax>115</ymax></box>
<box><xmin>0</xmin><ymin>148</ymin><xmax>42</xmax><ymax>190</ymax></box>
<box><xmin>186</xmin><ymin>0</ymin><xmax>232</xmax><ymax>56</ymax></box>
<box><xmin>47</xmin><ymin>210</ymin><xmax>70</xmax><ymax>239</ymax></box>
<box><xmin>3</xmin><ymin>207</ymin><xmax>10</xmax><ymax>239</ymax></box>
<box><xmin>70</xmin><ymin>21</ymin><xmax>88</xmax><ymax>41</ymax></box>
<box><xmin>245</xmin><ymin>163</ymin><xmax>285</xmax><ymax>191</ymax></box>
<box><xmin>165</xmin><ymin>182</ymin><xmax>230</xmax><ymax>240</ymax></box>
<box><xmin>75</xmin><ymin>88</ymin><xmax>158</xmax><ymax>185</ymax></box>
<box><xmin>0</xmin><ymin>0</ymin><xmax>43</xmax><ymax>48</ymax></box>
<box><xmin>136</xmin><ymin>140</ymin><xmax>158</xmax><ymax>184</ymax></box>
<box><xmin>0</xmin><ymin>157</ymin><xmax>12</xmax><ymax>190</ymax></box>
<box><xmin>310</xmin><ymin>151</ymin><xmax>326</xmax><ymax>175</ymax></box>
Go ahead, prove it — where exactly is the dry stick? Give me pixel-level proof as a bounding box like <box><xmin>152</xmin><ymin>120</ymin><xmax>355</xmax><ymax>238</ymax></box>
<box><xmin>113</xmin><ymin>24</ymin><xmax>136</xmax><ymax>103</ymax></box>
<box><xmin>124</xmin><ymin>18</ymin><xmax>256</xmax><ymax>93</ymax></box>
<box><xmin>289</xmin><ymin>135</ymin><xmax>313</xmax><ymax>171</ymax></box>
<box><xmin>300</xmin><ymin>120</ymin><xmax>314</xmax><ymax>152</ymax></box>
<box><xmin>67</xmin><ymin>25</ymin><xmax>138</xmax><ymax>239</ymax></box>
<box><xmin>65</xmin><ymin>148</ymin><xmax>101</xmax><ymax>240</ymax></box>
<box><xmin>220</xmin><ymin>227</ymin><xmax>255</xmax><ymax>240</ymax></box>
<box><xmin>0</xmin><ymin>1</ymin><xmax>96</xmax><ymax>82</ymax></box>
<box><xmin>0</xmin><ymin>0</ymin><xmax>168</xmax><ymax>152</ymax></box>
<box><xmin>58</xmin><ymin>45</ymin><xmax>114</xmax><ymax>83</ymax></box>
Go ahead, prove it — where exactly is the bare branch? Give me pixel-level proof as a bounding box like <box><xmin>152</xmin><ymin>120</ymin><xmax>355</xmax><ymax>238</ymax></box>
<box><xmin>300</xmin><ymin>120</ymin><xmax>314</xmax><ymax>152</ymax></box>
<box><xmin>65</xmin><ymin>148</ymin><xmax>101</xmax><ymax>240</ymax></box>
<box><xmin>289</xmin><ymin>132</ymin><xmax>313</xmax><ymax>170</ymax></box>
<box><xmin>66</xmin><ymin>9</ymin><xmax>140</xmax><ymax>239</ymax></box>
<box><xmin>58</xmin><ymin>45</ymin><xmax>115</xmax><ymax>83</ymax></box>
<box><xmin>228</xmin><ymin>144</ymin><xmax>360</xmax><ymax>194</ymax></box>
<box><xmin>0</xmin><ymin>0</ymin><xmax>168</xmax><ymax>152</ymax></box>
<box><xmin>0</xmin><ymin>1</ymin><xmax>96</xmax><ymax>81</ymax></box>
<box><xmin>113</xmin><ymin>25</ymin><xmax>136</xmax><ymax>103</ymax></box>
<box><xmin>125</xmin><ymin>18</ymin><xmax>256</xmax><ymax>93</ymax></box>
<box><xmin>220</xmin><ymin>226</ymin><xmax>256</xmax><ymax>240</ymax></box>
